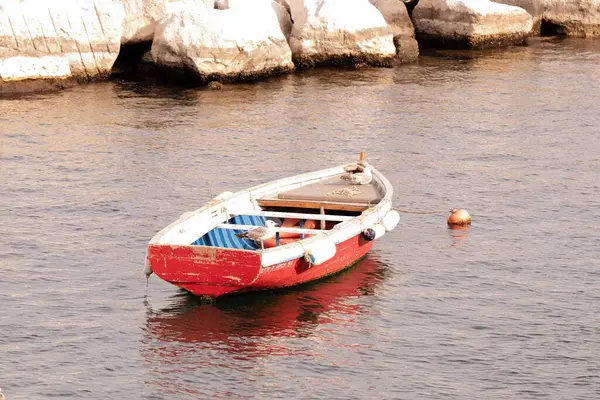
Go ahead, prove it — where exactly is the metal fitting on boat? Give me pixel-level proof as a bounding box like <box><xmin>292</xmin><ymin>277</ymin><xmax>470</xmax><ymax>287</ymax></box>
<box><xmin>363</xmin><ymin>228</ymin><xmax>376</xmax><ymax>241</ymax></box>
<box><xmin>144</xmin><ymin>253</ymin><xmax>153</xmax><ymax>276</ymax></box>
<box><xmin>363</xmin><ymin>224</ymin><xmax>386</xmax><ymax>241</ymax></box>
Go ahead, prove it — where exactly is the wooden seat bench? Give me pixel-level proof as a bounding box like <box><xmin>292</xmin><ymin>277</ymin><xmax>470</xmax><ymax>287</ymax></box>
<box><xmin>257</xmin><ymin>198</ymin><xmax>373</xmax><ymax>212</ymax></box>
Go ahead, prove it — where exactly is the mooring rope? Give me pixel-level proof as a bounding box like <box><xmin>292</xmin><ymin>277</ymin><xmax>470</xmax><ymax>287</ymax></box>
<box><xmin>393</xmin><ymin>207</ymin><xmax>448</xmax><ymax>215</ymax></box>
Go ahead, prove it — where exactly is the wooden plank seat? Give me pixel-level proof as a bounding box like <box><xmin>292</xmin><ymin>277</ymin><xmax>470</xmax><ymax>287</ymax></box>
<box><xmin>257</xmin><ymin>198</ymin><xmax>372</xmax><ymax>212</ymax></box>
<box><xmin>233</xmin><ymin>210</ymin><xmax>354</xmax><ymax>222</ymax></box>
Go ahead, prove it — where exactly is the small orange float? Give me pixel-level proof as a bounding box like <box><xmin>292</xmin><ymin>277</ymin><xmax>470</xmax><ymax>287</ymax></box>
<box><xmin>447</xmin><ymin>208</ymin><xmax>471</xmax><ymax>227</ymax></box>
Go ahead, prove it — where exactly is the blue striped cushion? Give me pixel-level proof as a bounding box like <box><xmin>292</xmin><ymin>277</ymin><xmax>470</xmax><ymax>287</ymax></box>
<box><xmin>191</xmin><ymin>215</ymin><xmax>266</xmax><ymax>250</ymax></box>
<box><xmin>191</xmin><ymin>235</ymin><xmax>209</xmax><ymax>246</ymax></box>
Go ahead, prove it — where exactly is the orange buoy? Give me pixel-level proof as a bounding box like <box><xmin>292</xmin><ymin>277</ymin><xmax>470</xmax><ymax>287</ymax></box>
<box><xmin>447</xmin><ymin>208</ymin><xmax>471</xmax><ymax>227</ymax></box>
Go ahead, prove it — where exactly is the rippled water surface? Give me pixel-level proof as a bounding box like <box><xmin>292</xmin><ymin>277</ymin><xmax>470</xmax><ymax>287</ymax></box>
<box><xmin>2</xmin><ymin>39</ymin><xmax>600</xmax><ymax>399</ymax></box>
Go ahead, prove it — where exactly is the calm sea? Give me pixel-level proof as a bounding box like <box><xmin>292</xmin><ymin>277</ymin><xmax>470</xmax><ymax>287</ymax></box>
<box><xmin>1</xmin><ymin>38</ymin><xmax>599</xmax><ymax>399</ymax></box>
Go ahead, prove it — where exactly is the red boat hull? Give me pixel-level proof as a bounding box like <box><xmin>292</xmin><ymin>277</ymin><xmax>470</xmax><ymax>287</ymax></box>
<box><xmin>147</xmin><ymin>234</ymin><xmax>374</xmax><ymax>299</ymax></box>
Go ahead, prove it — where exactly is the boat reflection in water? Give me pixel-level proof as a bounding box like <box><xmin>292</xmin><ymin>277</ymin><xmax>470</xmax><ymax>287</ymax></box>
<box><xmin>143</xmin><ymin>255</ymin><xmax>389</xmax><ymax>363</ymax></box>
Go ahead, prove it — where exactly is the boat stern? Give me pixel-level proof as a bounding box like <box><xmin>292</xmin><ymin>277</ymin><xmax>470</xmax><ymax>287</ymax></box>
<box><xmin>147</xmin><ymin>244</ymin><xmax>262</xmax><ymax>298</ymax></box>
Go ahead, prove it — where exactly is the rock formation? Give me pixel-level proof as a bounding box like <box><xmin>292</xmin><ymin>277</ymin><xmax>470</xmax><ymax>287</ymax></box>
<box><xmin>288</xmin><ymin>0</ymin><xmax>396</xmax><ymax>68</ymax></box>
<box><xmin>151</xmin><ymin>4</ymin><xmax>294</xmax><ymax>84</ymax></box>
<box><xmin>492</xmin><ymin>1</ymin><xmax>543</xmax><ymax>34</ymax></box>
<box><xmin>3</xmin><ymin>0</ymin><xmax>600</xmax><ymax>95</ymax></box>
<box><xmin>111</xmin><ymin>0</ymin><xmax>214</xmax><ymax>75</ymax></box>
<box><xmin>369</xmin><ymin>0</ymin><xmax>419</xmax><ymax>62</ymax></box>
<box><xmin>0</xmin><ymin>0</ymin><xmax>124</xmax><ymax>93</ymax></box>
<box><xmin>541</xmin><ymin>0</ymin><xmax>600</xmax><ymax>37</ymax></box>
<box><xmin>118</xmin><ymin>0</ymin><xmax>213</xmax><ymax>46</ymax></box>
<box><xmin>215</xmin><ymin>0</ymin><xmax>293</xmax><ymax>39</ymax></box>
<box><xmin>412</xmin><ymin>0</ymin><xmax>533</xmax><ymax>49</ymax></box>
<box><xmin>493</xmin><ymin>0</ymin><xmax>600</xmax><ymax>37</ymax></box>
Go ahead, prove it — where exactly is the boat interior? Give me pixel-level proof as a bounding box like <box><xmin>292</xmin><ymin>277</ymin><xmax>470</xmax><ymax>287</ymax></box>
<box><xmin>191</xmin><ymin>173</ymin><xmax>385</xmax><ymax>250</ymax></box>
<box><xmin>191</xmin><ymin>175</ymin><xmax>384</xmax><ymax>250</ymax></box>
<box><xmin>258</xmin><ymin>174</ymin><xmax>383</xmax><ymax>212</ymax></box>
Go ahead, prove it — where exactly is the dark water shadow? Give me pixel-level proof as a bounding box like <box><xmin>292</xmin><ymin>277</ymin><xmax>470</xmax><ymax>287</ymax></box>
<box><xmin>110</xmin><ymin>78</ymin><xmax>202</xmax><ymax>102</ymax></box>
<box><xmin>418</xmin><ymin>37</ymin><xmax>600</xmax><ymax>66</ymax></box>
<box><xmin>142</xmin><ymin>254</ymin><xmax>390</xmax><ymax>355</ymax></box>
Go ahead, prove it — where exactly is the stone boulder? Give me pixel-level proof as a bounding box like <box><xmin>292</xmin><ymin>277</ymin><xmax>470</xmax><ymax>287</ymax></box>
<box><xmin>214</xmin><ymin>0</ymin><xmax>293</xmax><ymax>38</ymax></box>
<box><xmin>1</xmin><ymin>0</ymin><xmax>124</xmax><ymax>94</ymax></box>
<box><xmin>288</xmin><ymin>0</ymin><xmax>396</xmax><ymax>68</ymax></box>
<box><xmin>216</xmin><ymin>0</ymin><xmax>292</xmax><ymax>18</ymax></box>
<box><xmin>412</xmin><ymin>0</ymin><xmax>533</xmax><ymax>49</ymax></box>
<box><xmin>117</xmin><ymin>0</ymin><xmax>213</xmax><ymax>45</ymax></box>
<box><xmin>151</xmin><ymin>4</ymin><xmax>294</xmax><ymax>84</ymax></box>
<box><xmin>369</xmin><ymin>0</ymin><xmax>419</xmax><ymax>62</ymax></box>
<box><xmin>492</xmin><ymin>1</ymin><xmax>543</xmax><ymax>34</ymax></box>
<box><xmin>540</xmin><ymin>0</ymin><xmax>600</xmax><ymax>37</ymax></box>
<box><xmin>494</xmin><ymin>0</ymin><xmax>600</xmax><ymax>37</ymax></box>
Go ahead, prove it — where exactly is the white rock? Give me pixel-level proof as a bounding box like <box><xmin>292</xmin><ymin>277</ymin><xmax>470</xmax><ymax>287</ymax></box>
<box><xmin>1</xmin><ymin>0</ymin><xmax>124</xmax><ymax>92</ymax></box>
<box><xmin>0</xmin><ymin>56</ymin><xmax>71</xmax><ymax>82</ymax></box>
<box><xmin>117</xmin><ymin>0</ymin><xmax>213</xmax><ymax>45</ymax></box>
<box><xmin>491</xmin><ymin>0</ymin><xmax>542</xmax><ymax>18</ymax></box>
<box><xmin>288</xmin><ymin>0</ymin><xmax>396</xmax><ymax>67</ymax></box>
<box><xmin>412</xmin><ymin>0</ymin><xmax>533</xmax><ymax>49</ymax></box>
<box><xmin>369</xmin><ymin>0</ymin><xmax>419</xmax><ymax>62</ymax></box>
<box><xmin>151</xmin><ymin>5</ymin><xmax>294</xmax><ymax>83</ymax></box>
<box><xmin>216</xmin><ymin>0</ymin><xmax>291</xmax><ymax>14</ymax></box>
<box><xmin>494</xmin><ymin>1</ymin><xmax>600</xmax><ymax>37</ymax></box>
<box><xmin>214</xmin><ymin>0</ymin><xmax>293</xmax><ymax>38</ymax></box>
<box><xmin>541</xmin><ymin>0</ymin><xmax>600</xmax><ymax>37</ymax></box>
<box><xmin>491</xmin><ymin>1</ymin><xmax>543</xmax><ymax>33</ymax></box>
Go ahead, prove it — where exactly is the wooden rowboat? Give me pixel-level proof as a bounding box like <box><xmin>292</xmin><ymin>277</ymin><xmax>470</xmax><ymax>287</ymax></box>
<box><xmin>145</xmin><ymin>156</ymin><xmax>399</xmax><ymax>299</ymax></box>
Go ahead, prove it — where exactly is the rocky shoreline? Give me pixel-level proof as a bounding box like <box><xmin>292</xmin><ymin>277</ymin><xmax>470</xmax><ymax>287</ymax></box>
<box><xmin>1</xmin><ymin>0</ymin><xmax>599</xmax><ymax>95</ymax></box>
